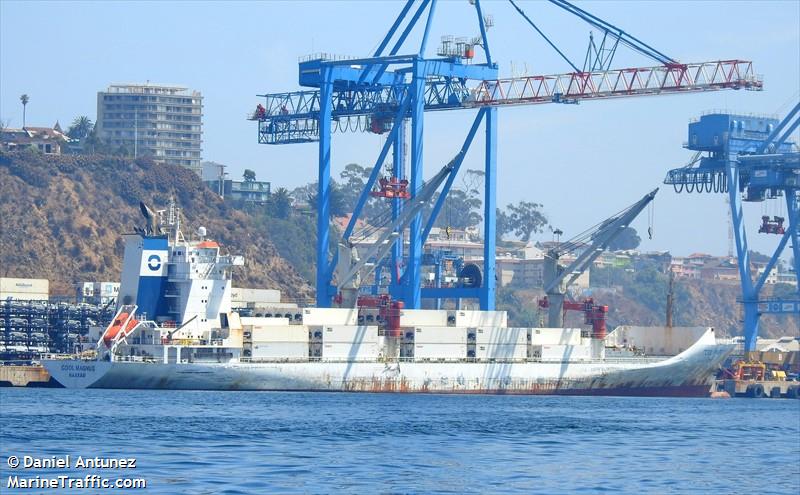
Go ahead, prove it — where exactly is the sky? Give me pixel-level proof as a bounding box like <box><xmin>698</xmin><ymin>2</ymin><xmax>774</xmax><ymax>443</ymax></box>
<box><xmin>1</xmin><ymin>0</ymin><xmax>798</xmax><ymax>259</ymax></box>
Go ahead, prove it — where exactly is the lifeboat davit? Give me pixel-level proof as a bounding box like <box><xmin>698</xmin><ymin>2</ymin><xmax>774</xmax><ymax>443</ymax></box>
<box><xmin>102</xmin><ymin>312</ymin><xmax>139</xmax><ymax>348</ymax></box>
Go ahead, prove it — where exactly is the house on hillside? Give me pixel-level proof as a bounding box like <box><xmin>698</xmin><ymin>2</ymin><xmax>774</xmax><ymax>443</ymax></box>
<box><xmin>0</xmin><ymin>124</ymin><xmax>70</xmax><ymax>155</ymax></box>
<box><xmin>200</xmin><ymin>161</ymin><xmax>271</xmax><ymax>203</ymax></box>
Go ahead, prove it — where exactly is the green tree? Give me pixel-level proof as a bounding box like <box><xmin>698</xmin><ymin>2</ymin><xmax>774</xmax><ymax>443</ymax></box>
<box><xmin>607</xmin><ymin>226</ymin><xmax>642</xmax><ymax>251</ymax></box>
<box><xmin>506</xmin><ymin>201</ymin><xmax>548</xmax><ymax>242</ymax></box>
<box><xmin>496</xmin><ymin>208</ymin><xmax>512</xmax><ymax>243</ymax></box>
<box><xmin>307</xmin><ymin>181</ymin><xmax>348</xmax><ymax>217</ymax></box>
<box><xmin>82</xmin><ymin>127</ymin><xmax>107</xmax><ymax>154</ymax></box>
<box><xmin>461</xmin><ymin>168</ymin><xmax>485</xmax><ymax>196</ymax></box>
<box><xmin>19</xmin><ymin>94</ymin><xmax>29</xmax><ymax>128</ymax></box>
<box><xmin>67</xmin><ymin>116</ymin><xmax>93</xmax><ymax>140</ymax></box>
<box><xmin>243</xmin><ymin>169</ymin><xmax>256</xmax><ymax>182</ymax></box>
<box><xmin>748</xmin><ymin>250</ymin><xmax>771</xmax><ymax>263</ymax></box>
<box><xmin>432</xmin><ymin>188</ymin><xmax>482</xmax><ymax>230</ymax></box>
<box><xmin>268</xmin><ymin>187</ymin><xmax>293</xmax><ymax>219</ymax></box>
<box><xmin>340</xmin><ymin>163</ymin><xmax>371</xmax><ymax>193</ymax></box>
<box><xmin>496</xmin><ymin>287</ymin><xmax>540</xmax><ymax>327</ymax></box>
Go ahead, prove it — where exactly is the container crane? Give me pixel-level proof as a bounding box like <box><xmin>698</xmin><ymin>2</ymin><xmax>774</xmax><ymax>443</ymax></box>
<box><xmin>663</xmin><ymin>102</ymin><xmax>800</xmax><ymax>354</ymax></box>
<box><xmin>250</xmin><ymin>0</ymin><xmax>761</xmax><ymax>311</ymax></box>
<box><xmin>539</xmin><ymin>189</ymin><xmax>658</xmax><ymax>327</ymax></box>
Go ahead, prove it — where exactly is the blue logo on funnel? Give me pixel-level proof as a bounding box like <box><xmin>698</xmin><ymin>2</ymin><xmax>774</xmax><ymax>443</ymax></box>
<box><xmin>147</xmin><ymin>254</ymin><xmax>162</xmax><ymax>271</ymax></box>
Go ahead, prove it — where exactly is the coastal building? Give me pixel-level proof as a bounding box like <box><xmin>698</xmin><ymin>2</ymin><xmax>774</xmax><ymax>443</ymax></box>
<box><xmin>201</xmin><ymin>161</ymin><xmax>271</xmax><ymax>204</ymax></box>
<box><xmin>95</xmin><ymin>83</ymin><xmax>203</xmax><ymax>175</ymax></box>
<box><xmin>0</xmin><ymin>124</ymin><xmax>70</xmax><ymax>155</ymax></box>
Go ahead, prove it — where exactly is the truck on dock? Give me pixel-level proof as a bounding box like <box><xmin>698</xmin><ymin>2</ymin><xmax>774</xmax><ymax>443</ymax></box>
<box><xmin>717</xmin><ymin>361</ymin><xmax>800</xmax><ymax>399</ymax></box>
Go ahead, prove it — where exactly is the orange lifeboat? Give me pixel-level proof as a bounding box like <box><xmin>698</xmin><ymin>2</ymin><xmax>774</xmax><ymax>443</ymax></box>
<box><xmin>102</xmin><ymin>312</ymin><xmax>139</xmax><ymax>348</ymax></box>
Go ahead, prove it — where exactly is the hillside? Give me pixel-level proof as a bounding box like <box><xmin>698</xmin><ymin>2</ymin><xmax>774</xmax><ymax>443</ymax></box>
<box><xmin>499</xmin><ymin>279</ymin><xmax>798</xmax><ymax>340</ymax></box>
<box><xmin>0</xmin><ymin>151</ymin><xmax>313</xmax><ymax>300</ymax></box>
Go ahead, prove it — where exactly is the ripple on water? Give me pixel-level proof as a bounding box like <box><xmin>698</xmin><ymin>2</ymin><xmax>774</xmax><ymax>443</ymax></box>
<box><xmin>1</xmin><ymin>389</ymin><xmax>798</xmax><ymax>494</ymax></box>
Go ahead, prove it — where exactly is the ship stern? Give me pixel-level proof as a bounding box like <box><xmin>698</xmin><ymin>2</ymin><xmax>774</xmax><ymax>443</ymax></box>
<box><xmin>42</xmin><ymin>360</ymin><xmax>113</xmax><ymax>389</ymax></box>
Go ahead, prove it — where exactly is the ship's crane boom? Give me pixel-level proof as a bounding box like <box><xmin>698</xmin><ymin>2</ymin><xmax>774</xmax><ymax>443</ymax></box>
<box><xmin>543</xmin><ymin>188</ymin><xmax>658</xmax><ymax>327</ymax></box>
<box><xmin>335</xmin><ymin>153</ymin><xmax>463</xmax><ymax>305</ymax></box>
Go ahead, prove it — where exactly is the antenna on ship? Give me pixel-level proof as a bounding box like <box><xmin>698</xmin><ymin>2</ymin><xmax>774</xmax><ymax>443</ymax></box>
<box><xmin>168</xmin><ymin>196</ymin><xmax>177</xmax><ymax>227</ymax></box>
<box><xmin>166</xmin><ymin>195</ymin><xmax>184</xmax><ymax>244</ymax></box>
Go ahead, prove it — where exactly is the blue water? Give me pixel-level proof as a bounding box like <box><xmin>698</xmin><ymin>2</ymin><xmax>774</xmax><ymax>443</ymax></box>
<box><xmin>1</xmin><ymin>389</ymin><xmax>798</xmax><ymax>494</ymax></box>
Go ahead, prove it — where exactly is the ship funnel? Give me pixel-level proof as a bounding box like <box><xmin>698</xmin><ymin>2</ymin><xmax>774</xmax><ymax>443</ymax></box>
<box><xmin>117</xmin><ymin>234</ymin><xmax>169</xmax><ymax>318</ymax></box>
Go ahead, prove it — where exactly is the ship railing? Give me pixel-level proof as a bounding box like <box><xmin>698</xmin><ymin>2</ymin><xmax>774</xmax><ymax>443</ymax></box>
<box><xmin>584</xmin><ymin>356</ymin><xmax>667</xmax><ymax>364</ymax></box>
<box><xmin>113</xmin><ymin>355</ymin><xmax>159</xmax><ymax>363</ymax></box>
<box><xmin>235</xmin><ymin>356</ymin><xmax>669</xmax><ymax>364</ymax></box>
<box><xmin>38</xmin><ymin>353</ymin><xmax>75</xmax><ymax>360</ymax></box>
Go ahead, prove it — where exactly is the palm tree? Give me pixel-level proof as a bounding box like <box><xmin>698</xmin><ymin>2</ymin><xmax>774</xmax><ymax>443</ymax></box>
<box><xmin>19</xmin><ymin>94</ymin><xmax>29</xmax><ymax>129</ymax></box>
<box><xmin>67</xmin><ymin>116</ymin><xmax>93</xmax><ymax>140</ymax></box>
<box><xmin>269</xmin><ymin>187</ymin><xmax>293</xmax><ymax>219</ymax></box>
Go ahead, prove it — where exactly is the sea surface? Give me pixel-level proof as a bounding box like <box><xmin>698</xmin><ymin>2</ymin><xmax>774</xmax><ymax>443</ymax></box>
<box><xmin>1</xmin><ymin>388</ymin><xmax>798</xmax><ymax>494</ymax></box>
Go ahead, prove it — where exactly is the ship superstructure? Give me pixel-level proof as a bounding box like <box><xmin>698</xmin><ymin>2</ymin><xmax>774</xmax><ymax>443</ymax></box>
<box><xmin>98</xmin><ymin>199</ymin><xmax>244</xmax><ymax>365</ymax></box>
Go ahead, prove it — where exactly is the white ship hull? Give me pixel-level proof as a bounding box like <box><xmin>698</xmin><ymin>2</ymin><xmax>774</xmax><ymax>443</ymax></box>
<box><xmin>43</xmin><ymin>337</ymin><xmax>733</xmax><ymax>397</ymax></box>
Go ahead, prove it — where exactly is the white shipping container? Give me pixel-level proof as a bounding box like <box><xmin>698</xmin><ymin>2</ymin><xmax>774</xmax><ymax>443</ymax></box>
<box><xmin>530</xmin><ymin>328</ymin><xmax>582</xmax><ymax>346</ymax></box>
<box><xmin>96</xmin><ymin>282</ymin><xmax>120</xmax><ymax>296</ymax></box>
<box><xmin>232</xmin><ymin>287</ymin><xmax>281</xmax><ymax>304</ymax></box>
<box><xmin>399</xmin><ymin>309</ymin><xmax>448</xmax><ymax>327</ymax></box>
<box><xmin>251</xmin><ymin>342</ymin><xmax>308</xmax><ymax>359</ymax></box>
<box><xmin>241</xmin><ymin>317</ymin><xmax>291</xmax><ymax>327</ymax></box>
<box><xmin>476</xmin><ymin>343</ymin><xmax>527</xmax><ymax>360</ymax></box>
<box><xmin>303</xmin><ymin>307</ymin><xmax>359</xmax><ymax>326</ymax></box>
<box><xmin>323</xmin><ymin>325</ymin><xmax>379</xmax><ymax>343</ymax></box>
<box><xmin>250</xmin><ymin>325</ymin><xmax>309</xmax><ymax>343</ymax></box>
<box><xmin>79</xmin><ymin>282</ymin><xmax>95</xmax><ymax>298</ymax></box>
<box><xmin>475</xmin><ymin>327</ymin><xmax>527</xmax><ymax>346</ymax></box>
<box><xmin>539</xmin><ymin>344</ymin><xmax>592</xmax><ymax>361</ymax></box>
<box><xmin>0</xmin><ymin>278</ymin><xmax>49</xmax><ymax>295</ymax></box>
<box><xmin>413</xmin><ymin>343</ymin><xmax>467</xmax><ymax>360</ymax></box>
<box><xmin>413</xmin><ymin>326</ymin><xmax>467</xmax><ymax>344</ymax></box>
<box><xmin>250</xmin><ymin>302</ymin><xmax>299</xmax><ymax>310</ymax></box>
<box><xmin>1</xmin><ymin>291</ymin><xmax>48</xmax><ymax>301</ymax></box>
<box><xmin>322</xmin><ymin>341</ymin><xmax>382</xmax><ymax>360</ymax></box>
<box><xmin>454</xmin><ymin>310</ymin><xmax>507</xmax><ymax>328</ymax></box>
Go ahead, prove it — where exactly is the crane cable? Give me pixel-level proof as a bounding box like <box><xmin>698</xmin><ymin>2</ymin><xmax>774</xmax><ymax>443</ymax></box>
<box><xmin>556</xmin><ymin>194</ymin><xmax>651</xmax><ymax>255</ymax></box>
<box><xmin>507</xmin><ymin>0</ymin><xmax>580</xmax><ymax>73</ymax></box>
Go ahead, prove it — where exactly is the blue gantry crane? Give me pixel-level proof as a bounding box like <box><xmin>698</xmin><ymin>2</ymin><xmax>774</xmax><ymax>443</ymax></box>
<box><xmin>664</xmin><ymin>102</ymin><xmax>800</xmax><ymax>353</ymax></box>
<box><xmin>251</xmin><ymin>0</ymin><xmax>761</xmax><ymax>311</ymax></box>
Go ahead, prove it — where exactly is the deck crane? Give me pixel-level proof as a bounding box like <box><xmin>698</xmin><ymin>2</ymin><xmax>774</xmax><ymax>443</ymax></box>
<box><xmin>250</xmin><ymin>0</ymin><xmax>761</xmax><ymax>311</ymax></box>
<box><xmin>540</xmin><ymin>189</ymin><xmax>658</xmax><ymax>328</ymax></box>
<box><xmin>336</xmin><ymin>152</ymin><xmax>464</xmax><ymax>307</ymax></box>
<box><xmin>664</xmin><ymin>102</ymin><xmax>800</xmax><ymax>355</ymax></box>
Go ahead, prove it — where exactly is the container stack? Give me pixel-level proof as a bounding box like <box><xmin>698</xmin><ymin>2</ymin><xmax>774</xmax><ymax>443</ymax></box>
<box><xmin>243</xmin><ymin>317</ymin><xmax>308</xmax><ymax>360</ymax></box>
<box><xmin>322</xmin><ymin>325</ymin><xmax>381</xmax><ymax>360</ymax></box>
<box><xmin>474</xmin><ymin>327</ymin><xmax>527</xmax><ymax>360</ymax></box>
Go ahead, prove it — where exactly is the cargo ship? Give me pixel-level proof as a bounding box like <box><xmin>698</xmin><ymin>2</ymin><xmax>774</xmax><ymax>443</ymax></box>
<box><xmin>43</xmin><ymin>200</ymin><xmax>734</xmax><ymax>395</ymax></box>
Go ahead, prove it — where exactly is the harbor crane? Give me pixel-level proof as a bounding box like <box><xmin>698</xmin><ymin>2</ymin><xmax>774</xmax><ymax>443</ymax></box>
<box><xmin>664</xmin><ymin>103</ymin><xmax>800</xmax><ymax>354</ymax></box>
<box><xmin>251</xmin><ymin>0</ymin><xmax>761</xmax><ymax>311</ymax></box>
<box><xmin>540</xmin><ymin>189</ymin><xmax>658</xmax><ymax>328</ymax></box>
